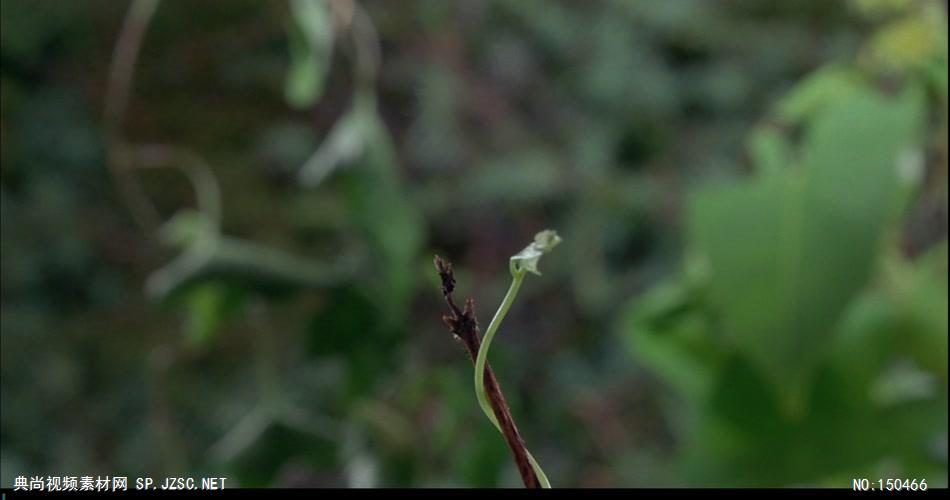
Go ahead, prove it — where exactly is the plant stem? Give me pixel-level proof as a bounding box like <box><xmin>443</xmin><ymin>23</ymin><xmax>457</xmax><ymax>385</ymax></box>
<box><xmin>434</xmin><ymin>256</ymin><xmax>543</xmax><ymax>488</ymax></box>
<box><xmin>474</xmin><ymin>269</ymin><xmax>551</xmax><ymax>488</ymax></box>
<box><xmin>474</xmin><ymin>270</ymin><xmax>523</xmax><ymax>429</ymax></box>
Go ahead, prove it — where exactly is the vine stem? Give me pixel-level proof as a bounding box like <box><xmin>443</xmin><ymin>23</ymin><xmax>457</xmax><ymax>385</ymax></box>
<box><xmin>105</xmin><ymin>0</ymin><xmax>225</xmax><ymax>237</ymax></box>
<box><xmin>473</xmin><ymin>265</ymin><xmax>552</xmax><ymax>488</ymax></box>
<box><xmin>104</xmin><ymin>0</ymin><xmax>163</xmax><ymax>234</ymax></box>
<box><xmin>434</xmin><ymin>256</ymin><xmax>543</xmax><ymax>488</ymax></box>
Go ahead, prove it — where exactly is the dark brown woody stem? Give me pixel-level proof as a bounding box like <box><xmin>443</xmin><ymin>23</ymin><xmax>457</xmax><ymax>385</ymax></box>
<box><xmin>433</xmin><ymin>256</ymin><xmax>541</xmax><ymax>489</ymax></box>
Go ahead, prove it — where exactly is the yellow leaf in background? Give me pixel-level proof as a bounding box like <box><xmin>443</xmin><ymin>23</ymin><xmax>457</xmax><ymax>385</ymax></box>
<box><xmin>863</xmin><ymin>13</ymin><xmax>947</xmax><ymax>74</ymax></box>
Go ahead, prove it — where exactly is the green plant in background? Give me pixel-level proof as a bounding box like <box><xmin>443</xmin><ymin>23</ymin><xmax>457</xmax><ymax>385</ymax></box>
<box><xmin>289</xmin><ymin>0</ymin><xmax>424</xmax><ymax>329</ymax></box>
<box><xmin>88</xmin><ymin>0</ymin><xmax>424</xmax><ymax>481</ymax></box>
<box><xmin>474</xmin><ymin>230</ymin><xmax>561</xmax><ymax>489</ymax></box>
<box><xmin>102</xmin><ymin>0</ymin><xmax>357</xmax><ymax>351</ymax></box>
<box><xmin>621</xmin><ymin>0</ymin><xmax>947</xmax><ymax>486</ymax></box>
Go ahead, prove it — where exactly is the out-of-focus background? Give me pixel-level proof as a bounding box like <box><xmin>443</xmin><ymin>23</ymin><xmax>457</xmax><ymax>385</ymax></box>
<box><xmin>1</xmin><ymin>0</ymin><xmax>947</xmax><ymax>488</ymax></box>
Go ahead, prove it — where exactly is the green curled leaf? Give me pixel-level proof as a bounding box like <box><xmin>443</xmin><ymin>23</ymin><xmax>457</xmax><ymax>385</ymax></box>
<box><xmin>510</xmin><ymin>229</ymin><xmax>562</xmax><ymax>276</ymax></box>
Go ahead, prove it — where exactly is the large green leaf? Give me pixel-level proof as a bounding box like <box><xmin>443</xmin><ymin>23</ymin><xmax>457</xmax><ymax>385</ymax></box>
<box><xmin>687</xmin><ymin>85</ymin><xmax>926</xmax><ymax>411</ymax></box>
<box><xmin>746</xmin><ymin>125</ymin><xmax>791</xmax><ymax>176</ymax></box>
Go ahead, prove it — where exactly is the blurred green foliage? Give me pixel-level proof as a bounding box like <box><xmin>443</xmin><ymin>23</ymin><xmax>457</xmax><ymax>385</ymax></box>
<box><xmin>1</xmin><ymin>0</ymin><xmax>947</xmax><ymax>488</ymax></box>
<box><xmin>623</xmin><ymin>0</ymin><xmax>947</xmax><ymax>486</ymax></box>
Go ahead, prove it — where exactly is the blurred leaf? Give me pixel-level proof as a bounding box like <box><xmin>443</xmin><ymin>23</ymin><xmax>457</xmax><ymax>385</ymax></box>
<box><xmin>862</xmin><ymin>13</ymin><xmax>946</xmax><ymax>74</ymax></box>
<box><xmin>298</xmin><ymin>98</ymin><xmax>370</xmax><ymax>188</ymax></box>
<box><xmin>687</xmin><ymin>354</ymin><xmax>947</xmax><ymax>486</ymax></box>
<box><xmin>298</xmin><ymin>90</ymin><xmax>423</xmax><ymax>327</ymax></box>
<box><xmin>285</xmin><ymin>0</ymin><xmax>334</xmax><ymax>109</ymax></box>
<box><xmin>882</xmin><ymin>242</ymin><xmax>949</xmax><ymax>382</ymax></box>
<box><xmin>688</xmin><ymin>84</ymin><xmax>926</xmax><ymax>412</ymax></box>
<box><xmin>774</xmin><ymin>66</ymin><xmax>861</xmax><ymax>124</ymax></box>
<box><xmin>829</xmin><ymin>289</ymin><xmax>904</xmax><ymax>395</ymax></box>
<box><xmin>620</xmin><ymin>279</ymin><xmax>721</xmax><ymax>402</ymax></box>
<box><xmin>802</xmin><ymin>83</ymin><xmax>924</xmax><ymax>220</ymax></box>
<box><xmin>926</xmin><ymin>56</ymin><xmax>948</xmax><ymax>102</ymax></box>
<box><xmin>182</xmin><ymin>282</ymin><xmax>245</xmax><ymax>348</ymax></box>
<box><xmin>338</xmin><ymin>97</ymin><xmax>424</xmax><ymax>327</ymax></box>
<box><xmin>746</xmin><ymin>125</ymin><xmax>791</xmax><ymax>176</ymax></box>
